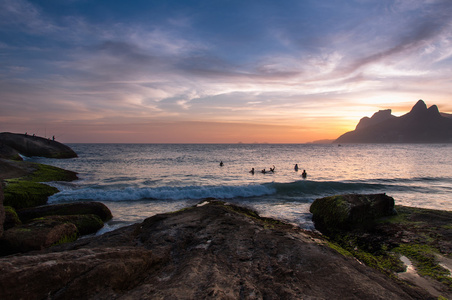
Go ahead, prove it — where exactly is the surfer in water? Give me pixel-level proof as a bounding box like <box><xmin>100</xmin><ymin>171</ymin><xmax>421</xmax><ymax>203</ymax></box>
<box><xmin>294</xmin><ymin>164</ymin><xmax>299</xmax><ymax>172</ymax></box>
<box><xmin>302</xmin><ymin>170</ymin><xmax>307</xmax><ymax>178</ymax></box>
<box><xmin>269</xmin><ymin>165</ymin><xmax>275</xmax><ymax>172</ymax></box>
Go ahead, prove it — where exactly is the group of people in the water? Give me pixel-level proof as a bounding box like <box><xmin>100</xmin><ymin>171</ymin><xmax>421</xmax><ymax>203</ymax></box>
<box><xmin>220</xmin><ymin>161</ymin><xmax>307</xmax><ymax>178</ymax></box>
<box><xmin>249</xmin><ymin>165</ymin><xmax>276</xmax><ymax>174</ymax></box>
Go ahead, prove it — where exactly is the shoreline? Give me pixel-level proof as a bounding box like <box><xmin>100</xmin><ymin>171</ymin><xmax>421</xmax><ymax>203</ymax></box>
<box><xmin>0</xmin><ymin>200</ymin><xmax>439</xmax><ymax>299</ymax></box>
<box><xmin>1</xmin><ymin>157</ymin><xmax>451</xmax><ymax>298</ymax></box>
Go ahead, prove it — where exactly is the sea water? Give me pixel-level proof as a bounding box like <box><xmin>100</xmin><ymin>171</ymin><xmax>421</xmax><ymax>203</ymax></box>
<box><xmin>24</xmin><ymin>144</ymin><xmax>452</xmax><ymax>233</ymax></box>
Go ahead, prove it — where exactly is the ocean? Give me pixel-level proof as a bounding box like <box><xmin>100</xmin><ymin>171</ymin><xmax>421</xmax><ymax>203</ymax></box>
<box><xmin>24</xmin><ymin>143</ymin><xmax>452</xmax><ymax>234</ymax></box>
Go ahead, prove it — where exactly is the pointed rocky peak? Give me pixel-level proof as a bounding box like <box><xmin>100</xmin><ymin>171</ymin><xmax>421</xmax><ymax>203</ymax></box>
<box><xmin>409</xmin><ymin>99</ymin><xmax>427</xmax><ymax>114</ymax></box>
<box><xmin>427</xmin><ymin>104</ymin><xmax>441</xmax><ymax>117</ymax></box>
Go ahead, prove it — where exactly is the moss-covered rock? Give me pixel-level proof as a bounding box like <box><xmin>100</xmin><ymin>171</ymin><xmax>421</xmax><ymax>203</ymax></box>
<box><xmin>18</xmin><ymin>202</ymin><xmax>113</xmax><ymax>223</ymax></box>
<box><xmin>42</xmin><ymin>214</ymin><xmax>104</xmax><ymax>236</ymax></box>
<box><xmin>28</xmin><ymin>163</ymin><xmax>78</xmax><ymax>182</ymax></box>
<box><xmin>310</xmin><ymin>193</ymin><xmax>396</xmax><ymax>233</ymax></box>
<box><xmin>0</xmin><ymin>218</ymin><xmax>78</xmax><ymax>255</ymax></box>
<box><xmin>3</xmin><ymin>162</ymin><xmax>78</xmax><ymax>210</ymax></box>
<box><xmin>3</xmin><ymin>180</ymin><xmax>59</xmax><ymax>210</ymax></box>
<box><xmin>3</xmin><ymin>206</ymin><xmax>21</xmax><ymax>230</ymax></box>
<box><xmin>312</xmin><ymin>199</ymin><xmax>452</xmax><ymax>297</ymax></box>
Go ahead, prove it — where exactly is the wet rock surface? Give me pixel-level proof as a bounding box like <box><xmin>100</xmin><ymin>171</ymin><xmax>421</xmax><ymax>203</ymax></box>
<box><xmin>0</xmin><ymin>201</ymin><xmax>432</xmax><ymax>299</ymax></box>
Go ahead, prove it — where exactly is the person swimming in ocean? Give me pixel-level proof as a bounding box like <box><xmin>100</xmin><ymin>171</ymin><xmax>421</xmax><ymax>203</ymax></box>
<box><xmin>249</xmin><ymin>168</ymin><xmax>255</xmax><ymax>175</ymax></box>
<box><xmin>261</xmin><ymin>168</ymin><xmax>267</xmax><ymax>174</ymax></box>
<box><xmin>220</xmin><ymin>161</ymin><xmax>224</xmax><ymax>167</ymax></box>
<box><xmin>302</xmin><ymin>169</ymin><xmax>307</xmax><ymax>178</ymax></box>
<box><xmin>294</xmin><ymin>164</ymin><xmax>298</xmax><ymax>172</ymax></box>
<box><xmin>269</xmin><ymin>165</ymin><xmax>275</xmax><ymax>172</ymax></box>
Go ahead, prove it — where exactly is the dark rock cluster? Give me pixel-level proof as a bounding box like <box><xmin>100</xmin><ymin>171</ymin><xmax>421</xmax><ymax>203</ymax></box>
<box><xmin>310</xmin><ymin>194</ymin><xmax>452</xmax><ymax>298</ymax></box>
<box><xmin>0</xmin><ymin>200</ymin><xmax>112</xmax><ymax>256</ymax></box>
<box><xmin>0</xmin><ymin>201</ymin><xmax>433</xmax><ymax>299</ymax></box>
<box><xmin>0</xmin><ymin>134</ymin><xmax>111</xmax><ymax>255</ymax></box>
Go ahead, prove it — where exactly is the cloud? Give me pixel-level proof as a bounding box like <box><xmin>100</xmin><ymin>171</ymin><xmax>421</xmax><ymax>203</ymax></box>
<box><xmin>1</xmin><ymin>0</ymin><xmax>452</xmax><ymax>142</ymax></box>
<box><xmin>0</xmin><ymin>0</ymin><xmax>60</xmax><ymax>34</ymax></box>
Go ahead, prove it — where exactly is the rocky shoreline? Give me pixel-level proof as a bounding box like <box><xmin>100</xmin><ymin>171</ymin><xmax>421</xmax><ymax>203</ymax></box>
<box><xmin>0</xmin><ymin>200</ymin><xmax>438</xmax><ymax>299</ymax></box>
<box><xmin>0</xmin><ymin>133</ymin><xmax>112</xmax><ymax>255</ymax></box>
<box><xmin>1</xmin><ymin>132</ymin><xmax>451</xmax><ymax>299</ymax></box>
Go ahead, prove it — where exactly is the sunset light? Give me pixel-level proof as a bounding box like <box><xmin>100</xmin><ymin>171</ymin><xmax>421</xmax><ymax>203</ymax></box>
<box><xmin>1</xmin><ymin>0</ymin><xmax>451</xmax><ymax>143</ymax></box>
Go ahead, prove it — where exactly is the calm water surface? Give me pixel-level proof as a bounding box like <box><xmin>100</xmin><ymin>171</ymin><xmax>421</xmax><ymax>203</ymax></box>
<box><xmin>26</xmin><ymin>144</ymin><xmax>452</xmax><ymax>233</ymax></box>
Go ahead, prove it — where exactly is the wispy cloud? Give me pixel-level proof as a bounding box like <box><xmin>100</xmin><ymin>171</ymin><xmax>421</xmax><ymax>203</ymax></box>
<box><xmin>1</xmin><ymin>0</ymin><xmax>451</xmax><ymax>142</ymax></box>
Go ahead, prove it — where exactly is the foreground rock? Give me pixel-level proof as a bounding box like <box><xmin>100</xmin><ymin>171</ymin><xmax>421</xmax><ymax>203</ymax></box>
<box><xmin>0</xmin><ymin>218</ymin><xmax>78</xmax><ymax>255</ymax></box>
<box><xmin>17</xmin><ymin>202</ymin><xmax>113</xmax><ymax>223</ymax></box>
<box><xmin>0</xmin><ymin>202</ymin><xmax>112</xmax><ymax>255</ymax></box>
<box><xmin>0</xmin><ymin>201</ymin><xmax>431</xmax><ymax>299</ymax></box>
<box><xmin>310</xmin><ymin>193</ymin><xmax>396</xmax><ymax>233</ymax></box>
<box><xmin>311</xmin><ymin>194</ymin><xmax>452</xmax><ymax>298</ymax></box>
<box><xmin>0</xmin><ymin>132</ymin><xmax>77</xmax><ymax>159</ymax></box>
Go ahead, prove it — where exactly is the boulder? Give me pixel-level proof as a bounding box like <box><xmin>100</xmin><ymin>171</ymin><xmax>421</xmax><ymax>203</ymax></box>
<box><xmin>0</xmin><ymin>247</ymin><xmax>155</xmax><ymax>300</ymax></box>
<box><xmin>0</xmin><ymin>143</ymin><xmax>21</xmax><ymax>161</ymax></box>
<box><xmin>310</xmin><ymin>193</ymin><xmax>396</xmax><ymax>233</ymax></box>
<box><xmin>2</xmin><ymin>160</ymin><xmax>78</xmax><ymax>209</ymax></box>
<box><xmin>3</xmin><ymin>181</ymin><xmax>58</xmax><ymax>210</ymax></box>
<box><xmin>41</xmin><ymin>214</ymin><xmax>105</xmax><ymax>236</ymax></box>
<box><xmin>18</xmin><ymin>201</ymin><xmax>113</xmax><ymax>223</ymax></box>
<box><xmin>3</xmin><ymin>206</ymin><xmax>21</xmax><ymax>230</ymax></box>
<box><xmin>26</xmin><ymin>201</ymin><xmax>428</xmax><ymax>299</ymax></box>
<box><xmin>0</xmin><ymin>132</ymin><xmax>77</xmax><ymax>158</ymax></box>
<box><xmin>0</xmin><ymin>217</ymin><xmax>78</xmax><ymax>255</ymax></box>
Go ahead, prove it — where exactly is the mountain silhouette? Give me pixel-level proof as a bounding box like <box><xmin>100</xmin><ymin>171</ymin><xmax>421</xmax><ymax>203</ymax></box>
<box><xmin>334</xmin><ymin>100</ymin><xmax>452</xmax><ymax>143</ymax></box>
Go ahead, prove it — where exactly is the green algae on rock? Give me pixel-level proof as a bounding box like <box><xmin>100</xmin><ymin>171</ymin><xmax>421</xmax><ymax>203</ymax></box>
<box><xmin>0</xmin><ymin>218</ymin><xmax>78</xmax><ymax>255</ymax></box>
<box><xmin>3</xmin><ymin>162</ymin><xmax>77</xmax><ymax>210</ymax></box>
<box><xmin>3</xmin><ymin>206</ymin><xmax>22</xmax><ymax>230</ymax></box>
<box><xmin>3</xmin><ymin>181</ymin><xmax>58</xmax><ymax>209</ymax></box>
<box><xmin>310</xmin><ymin>195</ymin><xmax>452</xmax><ymax>298</ymax></box>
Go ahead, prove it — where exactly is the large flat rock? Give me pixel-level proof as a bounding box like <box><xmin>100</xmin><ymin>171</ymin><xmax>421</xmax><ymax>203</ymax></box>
<box><xmin>0</xmin><ymin>132</ymin><xmax>77</xmax><ymax>159</ymax></box>
<box><xmin>0</xmin><ymin>201</ymin><xmax>432</xmax><ymax>299</ymax></box>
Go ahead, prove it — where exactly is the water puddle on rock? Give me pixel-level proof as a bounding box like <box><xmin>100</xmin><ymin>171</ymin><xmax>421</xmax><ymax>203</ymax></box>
<box><xmin>397</xmin><ymin>255</ymin><xmax>442</xmax><ymax>297</ymax></box>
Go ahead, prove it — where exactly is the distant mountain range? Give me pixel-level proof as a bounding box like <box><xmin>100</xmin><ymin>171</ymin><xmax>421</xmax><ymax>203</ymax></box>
<box><xmin>334</xmin><ymin>100</ymin><xmax>452</xmax><ymax>143</ymax></box>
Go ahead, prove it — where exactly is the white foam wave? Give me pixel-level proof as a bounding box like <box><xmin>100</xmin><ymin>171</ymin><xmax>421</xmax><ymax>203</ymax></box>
<box><xmin>48</xmin><ymin>184</ymin><xmax>276</xmax><ymax>203</ymax></box>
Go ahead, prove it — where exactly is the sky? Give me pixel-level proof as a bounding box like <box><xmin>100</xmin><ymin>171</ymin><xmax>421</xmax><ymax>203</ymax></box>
<box><xmin>1</xmin><ymin>0</ymin><xmax>452</xmax><ymax>143</ymax></box>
